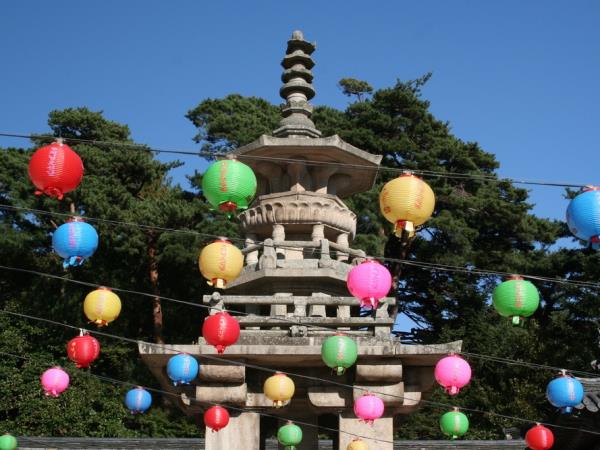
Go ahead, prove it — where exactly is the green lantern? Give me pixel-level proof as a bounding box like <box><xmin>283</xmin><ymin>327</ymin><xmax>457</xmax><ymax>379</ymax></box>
<box><xmin>440</xmin><ymin>409</ymin><xmax>469</xmax><ymax>439</ymax></box>
<box><xmin>321</xmin><ymin>333</ymin><xmax>358</xmax><ymax>375</ymax></box>
<box><xmin>0</xmin><ymin>433</ymin><xmax>17</xmax><ymax>450</ymax></box>
<box><xmin>492</xmin><ymin>276</ymin><xmax>540</xmax><ymax>325</ymax></box>
<box><xmin>277</xmin><ymin>422</ymin><xmax>303</xmax><ymax>450</ymax></box>
<box><xmin>201</xmin><ymin>159</ymin><xmax>257</xmax><ymax>213</ymax></box>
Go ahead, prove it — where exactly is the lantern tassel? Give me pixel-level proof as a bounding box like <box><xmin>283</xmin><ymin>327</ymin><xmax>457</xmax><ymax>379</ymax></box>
<box><xmin>447</xmin><ymin>386</ymin><xmax>459</xmax><ymax>395</ymax></box>
<box><xmin>218</xmin><ymin>201</ymin><xmax>238</xmax><ymax>212</ymax></box>
<box><xmin>209</xmin><ymin>278</ymin><xmax>226</xmax><ymax>289</ymax></box>
<box><xmin>511</xmin><ymin>316</ymin><xmax>522</xmax><ymax>326</ymax></box>
<box><xmin>561</xmin><ymin>406</ymin><xmax>573</xmax><ymax>414</ymax></box>
<box><xmin>394</xmin><ymin>220</ymin><xmax>415</xmax><ymax>238</ymax></box>
<box><xmin>215</xmin><ymin>344</ymin><xmax>226</xmax><ymax>354</ymax></box>
<box><xmin>336</xmin><ymin>367</ymin><xmax>345</xmax><ymax>376</ymax></box>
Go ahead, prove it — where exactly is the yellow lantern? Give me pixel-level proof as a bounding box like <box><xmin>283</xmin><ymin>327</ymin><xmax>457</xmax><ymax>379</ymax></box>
<box><xmin>199</xmin><ymin>239</ymin><xmax>244</xmax><ymax>289</ymax></box>
<box><xmin>379</xmin><ymin>173</ymin><xmax>435</xmax><ymax>237</ymax></box>
<box><xmin>83</xmin><ymin>287</ymin><xmax>121</xmax><ymax>326</ymax></box>
<box><xmin>347</xmin><ymin>438</ymin><xmax>370</xmax><ymax>450</ymax></box>
<box><xmin>263</xmin><ymin>372</ymin><xmax>295</xmax><ymax>408</ymax></box>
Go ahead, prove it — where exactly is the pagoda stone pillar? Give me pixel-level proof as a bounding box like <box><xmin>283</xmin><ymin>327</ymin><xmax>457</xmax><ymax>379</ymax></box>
<box><xmin>204</xmin><ymin>411</ymin><xmax>260</xmax><ymax>450</ymax></box>
<box><xmin>339</xmin><ymin>412</ymin><xmax>394</xmax><ymax>450</ymax></box>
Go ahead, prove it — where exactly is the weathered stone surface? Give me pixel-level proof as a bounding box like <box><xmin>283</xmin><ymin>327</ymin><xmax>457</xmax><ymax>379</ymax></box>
<box><xmin>197</xmin><ymin>363</ymin><xmax>245</xmax><ymax>383</ymax></box>
<box><xmin>307</xmin><ymin>385</ymin><xmax>351</xmax><ymax>408</ymax></box>
<box><xmin>195</xmin><ymin>383</ymin><xmax>247</xmax><ymax>404</ymax></box>
<box><xmin>204</xmin><ymin>412</ymin><xmax>260</xmax><ymax>450</ymax></box>
<box><xmin>339</xmin><ymin>413</ymin><xmax>394</xmax><ymax>450</ymax></box>
<box><xmin>234</xmin><ymin>135</ymin><xmax>381</xmax><ymax>198</ymax></box>
<box><xmin>356</xmin><ymin>362</ymin><xmax>403</xmax><ymax>383</ymax></box>
<box><xmin>353</xmin><ymin>382</ymin><xmax>404</xmax><ymax>407</ymax></box>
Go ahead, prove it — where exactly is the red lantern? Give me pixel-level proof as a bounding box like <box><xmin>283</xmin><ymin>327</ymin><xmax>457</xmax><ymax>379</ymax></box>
<box><xmin>204</xmin><ymin>405</ymin><xmax>230</xmax><ymax>432</ymax></box>
<box><xmin>28</xmin><ymin>140</ymin><xmax>84</xmax><ymax>199</ymax></box>
<box><xmin>66</xmin><ymin>332</ymin><xmax>100</xmax><ymax>369</ymax></box>
<box><xmin>525</xmin><ymin>424</ymin><xmax>554</xmax><ymax>450</ymax></box>
<box><xmin>202</xmin><ymin>311</ymin><xmax>240</xmax><ymax>354</ymax></box>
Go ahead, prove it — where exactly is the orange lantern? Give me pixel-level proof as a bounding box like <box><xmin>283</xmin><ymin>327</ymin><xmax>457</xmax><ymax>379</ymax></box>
<box><xmin>263</xmin><ymin>372</ymin><xmax>295</xmax><ymax>408</ymax></box>
<box><xmin>198</xmin><ymin>239</ymin><xmax>243</xmax><ymax>288</ymax></box>
<box><xmin>379</xmin><ymin>173</ymin><xmax>435</xmax><ymax>237</ymax></box>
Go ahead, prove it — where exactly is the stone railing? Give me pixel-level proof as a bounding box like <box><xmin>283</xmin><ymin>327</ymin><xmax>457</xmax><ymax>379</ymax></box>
<box><xmin>203</xmin><ymin>292</ymin><xmax>395</xmax><ymax>338</ymax></box>
<box><xmin>241</xmin><ymin>237</ymin><xmax>367</xmax><ymax>265</ymax></box>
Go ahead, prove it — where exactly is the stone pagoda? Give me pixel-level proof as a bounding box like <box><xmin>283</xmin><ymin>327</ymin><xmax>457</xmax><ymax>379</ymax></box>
<box><xmin>140</xmin><ymin>31</ymin><xmax>460</xmax><ymax>450</ymax></box>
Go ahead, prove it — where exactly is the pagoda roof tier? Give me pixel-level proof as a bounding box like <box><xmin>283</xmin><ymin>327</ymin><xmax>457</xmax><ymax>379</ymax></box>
<box><xmin>234</xmin><ymin>134</ymin><xmax>382</xmax><ymax>198</ymax></box>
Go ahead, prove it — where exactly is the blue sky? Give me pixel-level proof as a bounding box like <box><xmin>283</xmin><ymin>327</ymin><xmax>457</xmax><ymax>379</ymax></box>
<box><xmin>1</xmin><ymin>0</ymin><xmax>598</xmax><ymax>222</ymax></box>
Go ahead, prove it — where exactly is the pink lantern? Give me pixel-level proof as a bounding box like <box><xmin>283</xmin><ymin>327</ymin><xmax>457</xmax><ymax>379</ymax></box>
<box><xmin>353</xmin><ymin>394</ymin><xmax>384</xmax><ymax>425</ymax></box>
<box><xmin>347</xmin><ymin>260</ymin><xmax>392</xmax><ymax>309</ymax></box>
<box><xmin>434</xmin><ymin>355</ymin><xmax>471</xmax><ymax>395</ymax></box>
<box><xmin>40</xmin><ymin>367</ymin><xmax>70</xmax><ymax>397</ymax></box>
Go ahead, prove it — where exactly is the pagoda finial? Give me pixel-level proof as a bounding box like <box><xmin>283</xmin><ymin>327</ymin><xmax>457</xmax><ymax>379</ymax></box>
<box><xmin>273</xmin><ymin>31</ymin><xmax>322</xmax><ymax>139</ymax></box>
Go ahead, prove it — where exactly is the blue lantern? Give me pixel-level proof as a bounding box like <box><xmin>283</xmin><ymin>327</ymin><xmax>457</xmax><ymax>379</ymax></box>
<box><xmin>124</xmin><ymin>387</ymin><xmax>152</xmax><ymax>414</ymax></box>
<box><xmin>546</xmin><ymin>374</ymin><xmax>584</xmax><ymax>413</ymax></box>
<box><xmin>566</xmin><ymin>186</ymin><xmax>600</xmax><ymax>249</ymax></box>
<box><xmin>166</xmin><ymin>353</ymin><xmax>199</xmax><ymax>386</ymax></box>
<box><xmin>52</xmin><ymin>218</ymin><xmax>99</xmax><ymax>268</ymax></box>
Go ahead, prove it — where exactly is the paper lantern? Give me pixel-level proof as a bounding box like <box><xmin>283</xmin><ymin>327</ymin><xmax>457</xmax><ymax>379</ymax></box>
<box><xmin>525</xmin><ymin>424</ymin><xmax>555</xmax><ymax>450</ymax></box>
<box><xmin>204</xmin><ymin>405</ymin><xmax>230</xmax><ymax>432</ymax></box>
<box><xmin>347</xmin><ymin>438</ymin><xmax>370</xmax><ymax>450</ymax></box>
<box><xmin>167</xmin><ymin>353</ymin><xmax>199</xmax><ymax>386</ymax></box>
<box><xmin>346</xmin><ymin>259</ymin><xmax>392</xmax><ymax>309</ymax></box>
<box><xmin>202</xmin><ymin>311</ymin><xmax>240</xmax><ymax>354</ymax></box>
<box><xmin>0</xmin><ymin>434</ymin><xmax>17</xmax><ymax>450</ymax></box>
<box><xmin>277</xmin><ymin>422</ymin><xmax>303</xmax><ymax>450</ymax></box>
<box><xmin>353</xmin><ymin>394</ymin><xmax>384</xmax><ymax>425</ymax></box>
<box><xmin>28</xmin><ymin>140</ymin><xmax>83</xmax><ymax>199</ymax></box>
<box><xmin>83</xmin><ymin>287</ymin><xmax>121</xmax><ymax>327</ymax></box>
<box><xmin>379</xmin><ymin>174</ymin><xmax>435</xmax><ymax>237</ymax></box>
<box><xmin>52</xmin><ymin>217</ymin><xmax>98</xmax><ymax>268</ymax></box>
<box><xmin>66</xmin><ymin>332</ymin><xmax>100</xmax><ymax>368</ymax></box>
<box><xmin>435</xmin><ymin>355</ymin><xmax>471</xmax><ymax>395</ymax></box>
<box><xmin>40</xmin><ymin>367</ymin><xmax>70</xmax><ymax>397</ymax></box>
<box><xmin>566</xmin><ymin>186</ymin><xmax>600</xmax><ymax>249</ymax></box>
<box><xmin>264</xmin><ymin>372</ymin><xmax>295</xmax><ymax>408</ymax></box>
<box><xmin>124</xmin><ymin>387</ymin><xmax>152</xmax><ymax>414</ymax></box>
<box><xmin>440</xmin><ymin>409</ymin><xmax>469</xmax><ymax>439</ymax></box>
<box><xmin>199</xmin><ymin>239</ymin><xmax>244</xmax><ymax>289</ymax></box>
<box><xmin>321</xmin><ymin>334</ymin><xmax>358</xmax><ymax>375</ymax></box>
<box><xmin>202</xmin><ymin>159</ymin><xmax>257</xmax><ymax>213</ymax></box>
<box><xmin>546</xmin><ymin>373</ymin><xmax>584</xmax><ymax>413</ymax></box>
<box><xmin>492</xmin><ymin>276</ymin><xmax>540</xmax><ymax>325</ymax></box>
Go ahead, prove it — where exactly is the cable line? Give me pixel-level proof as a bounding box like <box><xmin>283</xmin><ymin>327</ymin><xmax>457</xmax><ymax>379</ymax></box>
<box><xmin>1</xmin><ymin>203</ymin><xmax>598</xmax><ymax>291</ymax></box>
<box><xmin>0</xmin><ymin>131</ymin><xmax>591</xmax><ymax>188</ymax></box>
<box><xmin>2</xmin><ymin>313</ymin><xmax>600</xmax><ymax>438</ymax></box>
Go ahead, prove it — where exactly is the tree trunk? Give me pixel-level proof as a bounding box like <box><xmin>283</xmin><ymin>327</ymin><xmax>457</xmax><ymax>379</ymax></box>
<box><xmin>147</xmin><ymin>232</ymin><xmax>164</xmax><ymax>344</ymax></box>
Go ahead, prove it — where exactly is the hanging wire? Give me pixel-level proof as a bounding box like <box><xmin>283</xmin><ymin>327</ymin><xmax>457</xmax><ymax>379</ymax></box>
<box><xmin>1</xmin><ymin>203</ymin><xmax>598</xmax><ymax>291</ymax></box>
<box><xmin>1</xmin><ymin>262</ymin><xmax>598</xmax><ymax>378</ymax></box>
<box><xmin>1</xmin><ymin>314</ymin><xmax>600</xmax><ymax>438</ymax></box>
<box><xmin>0</xmin><ymin>350</ymin><xmax>393</xmax><ymax>445</ymax></box>
<box><xmin>0</xmin><ymin>131</ymin><xmax>591</xmax><ymax>188</ymax></box>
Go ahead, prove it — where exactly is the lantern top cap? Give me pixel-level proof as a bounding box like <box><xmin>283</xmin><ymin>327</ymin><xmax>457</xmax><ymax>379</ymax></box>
<box><xmin>213</xmin><ymin>238</ymin><xmax>232</xmax><ymax>244</ymax></box>
<box><xmin>66</xmin><ymin>216</ymin><xmax>85</xmax><ymax>223</ymax></box>
<box><xmin>507</xmin><ymin>275</ymin><xmax>524</xmax><ymax>281</ymax></box>
<box><xmin>96</xmin><ymin>286</ymin><xmax>112</xmax><ymax>291</ymax></box>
